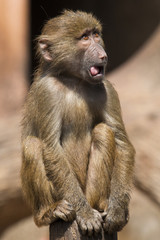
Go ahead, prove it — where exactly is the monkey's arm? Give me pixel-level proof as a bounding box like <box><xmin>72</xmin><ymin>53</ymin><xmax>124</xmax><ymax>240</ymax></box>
<box><xmin>104</xmin><ymin>80</ymin><xmax>135</xmax><ymax>233</ymax></box>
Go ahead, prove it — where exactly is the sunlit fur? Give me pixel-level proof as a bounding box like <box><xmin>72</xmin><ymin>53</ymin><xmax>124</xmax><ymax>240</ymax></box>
<box><xmin>21</xmin><ymin>10</ymin><xmax>135</xmax><ymax>235</ymax></box>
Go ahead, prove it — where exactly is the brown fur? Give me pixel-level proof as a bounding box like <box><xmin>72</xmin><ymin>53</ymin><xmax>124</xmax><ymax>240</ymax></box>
<box><xmin>21</xmin><ymin>10</ymin><xmax>135</xmax><ymax>235</ymax></box>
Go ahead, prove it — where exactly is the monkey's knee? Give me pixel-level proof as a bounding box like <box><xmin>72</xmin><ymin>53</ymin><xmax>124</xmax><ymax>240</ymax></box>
<box><xmin>92</xmin><ymin>123</ymin><xmax>115</xmax><ymax>152</ymax></box>
<box><xmin>92</xmin><ymin>123</ymin><xmax>114</xmax><ymax>139</ymax></box>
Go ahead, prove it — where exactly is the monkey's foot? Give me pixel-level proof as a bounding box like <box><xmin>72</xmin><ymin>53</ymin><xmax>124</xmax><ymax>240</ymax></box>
<box><xmin>34</xmin><ymin>200</ymin><xmax>76</xmax><ymax>226</ymax></box>
<box><xmin>103</xmin><ymin>206</ymin><xmax>129</xmax><ymax>233</ymax></box>
<box><xmin>76</xmin><ymin>208</ymin><xmax>103</xmax><ymax>236</ymax></box>
<box><xmin>52</xmin><ymin>200</ymin><xmax>76</xmax><ymax>222</ymax></box>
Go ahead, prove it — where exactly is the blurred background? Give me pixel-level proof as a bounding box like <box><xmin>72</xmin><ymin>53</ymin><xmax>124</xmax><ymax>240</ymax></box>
<box><xmin>0</xmin><ymin>0</ymin><xmax>160</xmax><ymax>239</ymax></box>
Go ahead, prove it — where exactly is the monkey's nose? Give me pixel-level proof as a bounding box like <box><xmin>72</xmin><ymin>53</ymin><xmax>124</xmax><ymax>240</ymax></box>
<box><xmin>99</xmin><ymin>52</ymin><xmax>107</xmax><ymax>61</ymax></box>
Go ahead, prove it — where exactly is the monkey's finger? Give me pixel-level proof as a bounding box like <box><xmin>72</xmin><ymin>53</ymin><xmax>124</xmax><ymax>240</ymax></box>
<box><xmin>57</xmin><ymin>205</ymin><xmax>72</xmax><ymax>215</ymax></box>
<box><xmin>56</xmin><ymin>206</ymin><xmax>76</xmax><ymax>221</ymax></box>
<box><xmin>103</xmin><ymin>221</ymin><xmax>109</xmax><ymax>232</ymax></box>
<box><xmin>54</xmin><ymin>210</ymin><xmax>68</xmax><ymax>221</ymax></box>
<box><xmin>95</xmin><ymin>219</ymin><xmax>102</xmax><ymax>229</ymax></box>
<box><xmin>98</xmin><ymin>215</ymin><xmax>103</xmax><ymax>223</ymax></box>
<box><xmin>76</xmin><ymin>217</ymin><xmax>87</xmax><ymax>235</ymax></box>
<box><xmin>101</xmin><ymin>211</ymin><xmax>107</xmax><ymax>219</ymax></box>
<box><xmin>81</xmin><ymin>225</ymin><xmax>87</xmax><ymax>235</ymax></box>
<box><xmin>86</xmin><ymin>222</ymin><xmax>93</xmax><ymax>237</ymax></box>
<box><xmin>92</xmin><ymin>220</ymin><xmax>101</xmax><ymax>234</ymax></box>
<box><xmin>66</xmin><ymin>211</ymin><xmax>76</xmax><ymax>221</ymax></box>
<box><xmin>81</xmin><ymin>224</ymin><xmax>88</xmax><ymax>235</ymax></box>
<box><xmin>93</xmin><ymin>210</ymin><xmax>103</xmax><ymax>222</ymax></box>
<box><xmin>56</xmin><ymin>207</ymin><xmax>69</xmax><ymax>217</ymax></box>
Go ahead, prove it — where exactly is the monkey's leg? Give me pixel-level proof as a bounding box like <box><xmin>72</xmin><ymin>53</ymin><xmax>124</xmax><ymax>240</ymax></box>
<box><xmin>21</xmin><ymin>136</ymin><xmax>76</xmax><ymax>227</ymax></box>
<box><xmin>43</xmin><ymin>141</ymin><xmax>103</xmax><ymax>236</ymax></box>
<box><xmin>85</xmin><ymin>123</ymin><xmax>115</xmax><ymax>212</ymax></box>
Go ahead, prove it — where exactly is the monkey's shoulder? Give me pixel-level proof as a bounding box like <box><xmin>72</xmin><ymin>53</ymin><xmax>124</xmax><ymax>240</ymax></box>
<box><xmin>32</xmin><ymin>76</ymin><xmax>62</xmax><ymax>93</ymax></box>
<box><xmin>103</xmin><ymin>79</ymin><xmax>121</xmax><ymax>106</ymax></box>
<box><xmin>103</xmin><ymin>79</ymin><xmax>123</xmax><ymax>120</ymax></box>
<box><xmin>29</xmin><ymin>77</ymin><xmax>66</xmax><ymax>104</ymax></box>
<box><xmin>104</xmin><ymin>79</ymin><xmax>119</xmax><ymax>98</ymax></box>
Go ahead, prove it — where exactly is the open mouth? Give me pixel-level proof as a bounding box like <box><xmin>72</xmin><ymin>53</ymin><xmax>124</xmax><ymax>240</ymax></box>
<box><xmin>89</xmin><ymin>65</ymin><xmax>105</xmax><ymax>78</ymax></box>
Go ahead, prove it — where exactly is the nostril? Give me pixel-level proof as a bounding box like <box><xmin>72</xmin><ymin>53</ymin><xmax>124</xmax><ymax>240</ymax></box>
<box><xmin>99</xmin><ymin>53</ymin><xmax>107</xmax><ymax>61</ymax></box>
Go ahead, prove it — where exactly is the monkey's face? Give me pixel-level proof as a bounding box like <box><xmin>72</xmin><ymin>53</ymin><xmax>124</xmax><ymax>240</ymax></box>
<box><xmin>38</xmin><ymin>10</ymin><xmax>107</xmax><ymax>84</ymax></box>
<box><xmin>76</xmin><ymin>29</ymin><xmax>108</xmax><ymax>84</ymax></box>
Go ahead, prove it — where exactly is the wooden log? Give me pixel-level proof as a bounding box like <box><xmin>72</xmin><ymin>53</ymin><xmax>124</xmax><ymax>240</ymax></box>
<box><xmin>50</xmin><ymin>220</ymin><xmax>117</xmax><ymax>240</ymax></box>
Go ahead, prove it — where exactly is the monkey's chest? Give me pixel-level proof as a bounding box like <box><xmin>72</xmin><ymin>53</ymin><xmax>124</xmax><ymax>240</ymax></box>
<box><xmin>61</xmin><ymin>93</ymin><xmax>105</xmax><ymax>187</ymax></box>
<box><xmin>61</xmin><ymin>93</ymin><xmax>104</xmax><ymax>141</ymax></box>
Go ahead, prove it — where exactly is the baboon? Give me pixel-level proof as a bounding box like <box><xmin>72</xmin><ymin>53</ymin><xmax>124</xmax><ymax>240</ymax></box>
<box><xmin>21</xmin><ymin>10</ymin><xmax>135</xmax><ymax>236</ymax></box>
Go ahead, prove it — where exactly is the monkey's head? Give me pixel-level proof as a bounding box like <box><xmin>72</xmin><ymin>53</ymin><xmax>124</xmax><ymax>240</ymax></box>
<box><xmin>37</xmin><ymin>10</ymin><xmax>108</xmax><ymax>84</ymax></box>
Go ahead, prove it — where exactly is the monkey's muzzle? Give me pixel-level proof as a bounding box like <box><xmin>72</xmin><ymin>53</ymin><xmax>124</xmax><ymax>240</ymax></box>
<box><xmin>89</xmin><ymin>64</ymin><xmax>106</xmax><ymax>82</ymax></box>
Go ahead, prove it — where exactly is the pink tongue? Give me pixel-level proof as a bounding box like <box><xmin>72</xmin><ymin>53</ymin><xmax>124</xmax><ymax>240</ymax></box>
<box><xmin>90</xmin><ymin>66</ymin><xmax>99</xmax><ymax>76</ymax></box>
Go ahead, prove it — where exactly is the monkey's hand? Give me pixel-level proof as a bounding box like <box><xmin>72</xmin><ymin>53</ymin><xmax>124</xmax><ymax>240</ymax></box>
<box><xmin>76</xmin><ymin>207</ymin><xmax>103</xmax><ymax>236</ymax></box>
<box><xmin>103</xmin><ymin>205</ymin><xmax>129</xmax><ymax>233</ymax></box>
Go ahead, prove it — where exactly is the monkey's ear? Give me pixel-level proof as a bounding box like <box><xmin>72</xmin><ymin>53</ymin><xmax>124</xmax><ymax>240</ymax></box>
<box><xmin>39</xmin><ymin>39</ymin><xmax>53</xmax><ymax>61</ymax></box>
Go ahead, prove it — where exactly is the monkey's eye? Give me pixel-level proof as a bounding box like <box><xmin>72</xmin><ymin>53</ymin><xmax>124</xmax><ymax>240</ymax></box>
<box><xmin>81</xmin><ymin>34</ymin><xmax>89</xmax><ymax>40</ymax></box>
<box><xmin>94</xmin><ymin>32</ymin><xmax>99</xmax><ymax>38</ymax></box>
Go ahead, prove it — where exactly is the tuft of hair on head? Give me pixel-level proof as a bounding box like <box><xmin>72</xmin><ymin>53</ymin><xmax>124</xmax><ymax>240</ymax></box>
<box><xmin>39</xmin><ymin>10</ymin><xmax>102</xmax><ymax>40</ymax></box>
<box><xmin>59</xmin><ymin>10</ymin><xmax>102</xmax><ymax>37</ymax></box>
